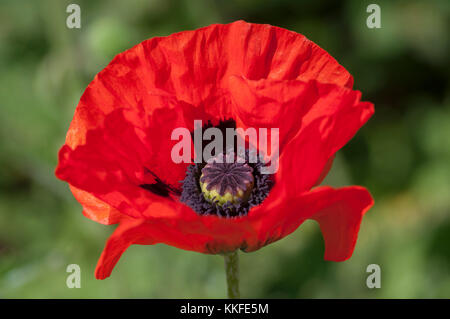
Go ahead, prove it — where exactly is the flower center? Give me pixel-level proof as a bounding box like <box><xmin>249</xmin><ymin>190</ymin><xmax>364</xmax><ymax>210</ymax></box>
<box><xmin>180</xmin><ymin>149</ymin><xmax>273</xmax><ymax>218</ymax></box>
<box><xmin>200</xmin><ymin>154</ymin><xmax>254</xmax><ymax>206</ymax></box>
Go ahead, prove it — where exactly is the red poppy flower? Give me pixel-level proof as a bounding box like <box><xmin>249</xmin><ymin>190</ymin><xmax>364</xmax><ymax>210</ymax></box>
<box><xmin>55</xmin><ymin>21</ymin><xmax>374</xmax><ymax>280</ymax></box>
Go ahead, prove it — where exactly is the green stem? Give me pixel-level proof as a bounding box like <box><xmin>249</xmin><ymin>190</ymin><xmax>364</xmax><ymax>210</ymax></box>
<box><xmin>223</xmin><ymin>250</ymin><xmax>240</xmax><ymax>299</ymax></box>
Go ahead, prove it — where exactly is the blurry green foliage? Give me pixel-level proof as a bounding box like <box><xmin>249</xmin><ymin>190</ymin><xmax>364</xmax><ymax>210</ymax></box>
<box><xmin>0</xmin><ymin>0</ymin><xmax>449</xmax><ymax>298</ymax></box>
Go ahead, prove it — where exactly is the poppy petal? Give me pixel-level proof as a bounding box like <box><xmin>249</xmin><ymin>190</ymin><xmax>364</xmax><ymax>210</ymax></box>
<box><xmin>308</xmin><ymin>186</ymin><xmax>374</xmax><ymax>261</ymax></box>
<box><xmin>70</xmin><ymin>185</ymin><xmax>123</xmax><ymax>225</ymax></box>
<box><xmin>221</xmin><ymin>21</ymin><xmax>354</xmax><ymax>86</ymax></box>
<box><xmin>247</xmin><ymin>186</ymin><xmax>373</xmax><ymax>260</ymax></box>
<box><xmin>62</xmin><ymin>96</ymin><xmax>192</xmax><ymax>190</ymax></box>
<box><xmin>95</xmin><ymin>218</ymin><xmax>157</xmax><ymax>279</ymax></box>
<box><xmin>314</xmin><ymin>154</ymin><xmax>335</xmax><ymax>186</ymax></box>
<box><xmin>275</xmin><ymin>83</ymin><xmax>374</xmax><ymax>196</ymax></box>
<box><xmin>142</xmin><ymin>21</ymin><xmax>353</xmax><ymax>108</ymax></box>
<box><xmin>229</xmin><ymin>76</ymin><xmax>320</xmax><ymax>155</ymax></box>
<box><xmin>56</xmin><ymin>105</ymin><xmax>196</xmax><ymax>220</ymax></box>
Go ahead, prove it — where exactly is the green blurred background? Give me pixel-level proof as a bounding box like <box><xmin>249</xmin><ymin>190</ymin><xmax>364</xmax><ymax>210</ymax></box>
<box><xmin>0</xmin><ymin>0</ymin><xmax>449</xmax><ymax>298</ymax></box>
